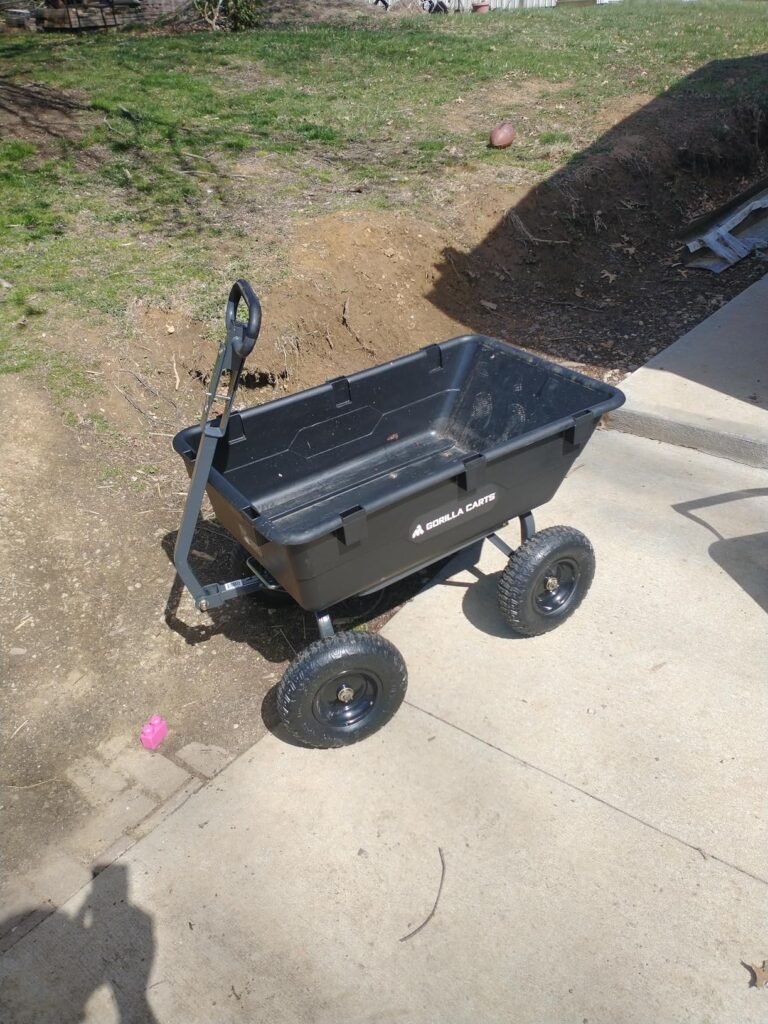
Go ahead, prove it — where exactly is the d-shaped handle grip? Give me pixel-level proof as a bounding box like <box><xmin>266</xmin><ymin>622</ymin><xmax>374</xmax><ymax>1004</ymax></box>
<box><xmin>225</xmin><ymin>279</ymin><xmax>262</xmax><ymax>359</ymax></box>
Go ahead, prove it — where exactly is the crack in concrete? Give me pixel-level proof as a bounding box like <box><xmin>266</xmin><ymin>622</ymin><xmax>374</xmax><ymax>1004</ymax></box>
<box><xmin>406</xmin><ymin>700</ymin><xmax>768</xmax><ymax>888</ymax></box>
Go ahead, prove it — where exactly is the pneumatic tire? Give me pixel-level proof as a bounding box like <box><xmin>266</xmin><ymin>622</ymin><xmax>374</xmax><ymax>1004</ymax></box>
<box><xmin>497</xmin><ymin>526</ymin><xmax>595</xmax><ymax>637</ymax></box>
<box><xmin>276</xmin><ymin>631</ymin><xmax>407</xmax><ymax>748</ymax></box>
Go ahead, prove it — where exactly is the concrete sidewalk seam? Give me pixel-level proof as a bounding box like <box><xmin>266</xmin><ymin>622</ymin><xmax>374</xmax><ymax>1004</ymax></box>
<box><xmin>405</xmin><ymin>700</ymin><xmax>768</xmax><ymax>889</ymax></box>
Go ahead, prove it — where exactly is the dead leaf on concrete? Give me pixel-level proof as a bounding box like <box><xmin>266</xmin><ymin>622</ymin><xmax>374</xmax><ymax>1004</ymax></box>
<box><xmin>743</xmin><ymin>960</ymin><xmax>768</xmax><ymax>989</ymax></box>
<box><xmin>480</xmin><ymin>300</ymin><xmax>498</xmax><ymax>311</ymax></box>
<box><xmin>600</xmin><ymin>270</ymin><xmax>617</xmax><ymax>284</ymax></box>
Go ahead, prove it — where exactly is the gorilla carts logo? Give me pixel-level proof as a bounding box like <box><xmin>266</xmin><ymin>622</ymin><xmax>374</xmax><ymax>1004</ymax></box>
<box><xmin>409</xmin><ymin>486</ymin><xmax>498</xmax><ymax>543</ymax></box>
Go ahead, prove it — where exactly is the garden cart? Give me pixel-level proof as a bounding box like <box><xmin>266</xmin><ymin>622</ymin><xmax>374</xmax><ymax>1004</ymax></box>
<box><xmin>173</xmin><ymin>280</ymin><xmax>625</xmax><ymax>747</ymax></box>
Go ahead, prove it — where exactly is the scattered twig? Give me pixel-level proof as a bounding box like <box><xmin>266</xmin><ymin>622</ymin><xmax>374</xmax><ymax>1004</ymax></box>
<box><xmin>341</xmin><ymin>297</ymin><xmax>375</xmax><ymax>355</ymax></box>
<box><xmin>129</xmin><ymin>368</ymin><xmax>161</xmax><ymax>398</ymax></box>
<box><xmin>1</xmin><ymin>777</ymin><xmax>68</xmax><ymax>790</ymax></box>
<box><xmin>102</xmin><ymin>116</ymin><xmax>128</xmax><ymax>137</ymax></box>
<box><xmin>114</xmin><ymin>384</ymin><xmax>151</xmax><ymax>419</ymax></box>
<box><xmin>10</xmin><ymin>720</ymin><xmax>28</xmax><ymax>740</ymax></box>
<box><xmin>505</xmin><ymin>211</ymin><xmax>569</xmax><ymax>245</ymax></box>
<box><xmin>172</xmin><ymin>354</ymin><xmax>180</xmax><ymax>391</ymax></box>
<box><xmin>118</xmin><ymin>104</ymin><xmax>140</xmax><ymax>122</ymax></box>
<box><xmin>179</xmin><ymin>149</ymin><xmax>211</xmax><ymax>162</ymax></box>
<box><xmin>400</xmin><ymin>847</ymin><xmax>446</xmax><ymax>942</ymax></box>
<box><xmin>14</xmin><ymin>615</ymin><xmax>32</xmax><ymax>632</ymax></box>
<box><xmin>196</xmin><ymin>523</ymin><xmax>229</xmax><ymax>538</ymax></box>
<box><xmin>543</xmin><ymin>299</ymin><xmax>604</xmax><ymax>314</ymax></box>
<box><xmin>128</xmin><ymin>370</ymin><xmax>178</xmax><ymax>410</ymax></box>
<box><xmin>0</xmin><ymin>575</ymin><xmax>33</xmax><ymax>588</ymax></box>
<box><xmin>444</xmin><ymin>251</ymin><xmax>464</xmax><ymax>282</ymax></box>
<box><xmin>166</xmin><ymin>167</ymin><xmax>251</xmax><ymax>181</ymax></box>
<box><xmin>275</xmin><ymin>627</ymin><xmax>297</xmax><ymax>657</ymax></box>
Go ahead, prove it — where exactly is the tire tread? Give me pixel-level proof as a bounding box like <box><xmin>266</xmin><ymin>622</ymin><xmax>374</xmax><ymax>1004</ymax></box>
<box><xmin>497</xmin><ymin>525</ymin><xmax>595</xmax><ymax>637</ymax></box>
<box><xmin>277</xmin><ymin>631</ymin><xmax>407</xmax><ymax>748</ymax></box>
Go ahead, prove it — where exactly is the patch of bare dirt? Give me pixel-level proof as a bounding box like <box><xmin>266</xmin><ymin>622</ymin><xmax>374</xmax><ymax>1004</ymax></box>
<box><xmin>591</xmin><ymin>93</ymin><xmax>656</xmax><ymax>134</ymax></box>
<box><xmin>441</xmin><ymin>76</ymin><xmax>560</xmax><ymax>134</ymax></box>
<box><xmin>0</xmin><ymin>79</ymin><xmax>97</xmax><ymax>158</ymax></box>
<box><xmin>225</xmin><ymin>210</ymin><xmax>470</xmax><ymax>393</ymax></box>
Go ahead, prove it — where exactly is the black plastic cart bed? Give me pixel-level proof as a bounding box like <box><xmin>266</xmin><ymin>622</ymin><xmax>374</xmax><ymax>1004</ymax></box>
<box><xmin>173</xmin><ymin>281</ymin><xmax>625</xmax><ymax>747</ymax></box>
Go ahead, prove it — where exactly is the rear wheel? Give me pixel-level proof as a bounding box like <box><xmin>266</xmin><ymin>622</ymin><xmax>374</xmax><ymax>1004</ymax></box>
<box><xmin>497</xmin><ymin>526</ymin><xmax>595</xmax><ymax>637</ymax></box>
<box><xmin>276</xmin><ymin>631</ymin><xmax>407</xmax><ymax>748</ymax></box>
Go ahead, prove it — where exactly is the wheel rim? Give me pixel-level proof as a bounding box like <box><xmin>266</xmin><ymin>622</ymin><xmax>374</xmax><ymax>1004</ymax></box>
<box><xmin>534</xmin><ymin>557</ymin><xmax>580</xmax><ymax>615</ymax></box>
<box><xmin>313</xmin><ymin>669</ymin><xmax>379</xmax><ymax>729</ymax></box>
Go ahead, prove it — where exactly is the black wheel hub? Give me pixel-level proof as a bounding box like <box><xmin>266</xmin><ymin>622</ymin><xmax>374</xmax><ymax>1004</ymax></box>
<box><xmin>313</xmin><ymin>670</ymin><xmax>379</xmax><ymax>728</ymax></box>
<box><xmin>534</xmin><ymin>557</ymin><xmax>580</xmax><ymax>615</ymax></box>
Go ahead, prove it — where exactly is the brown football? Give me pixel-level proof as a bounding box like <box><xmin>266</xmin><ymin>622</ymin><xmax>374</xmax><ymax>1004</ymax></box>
<box><xmin>489</xmin><ymin>122</ymin><xmax>516</xmax><ymax>148</ymax></box>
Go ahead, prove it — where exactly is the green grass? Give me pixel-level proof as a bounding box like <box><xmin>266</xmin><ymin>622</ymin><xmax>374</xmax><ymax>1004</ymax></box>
<box><xmin>538</xmin><ymin>130</ymin><xmax>571</xmax><ymax>145</ymax></box>
<box><xmin>1</xmin><ymin>0</ymin><xmax>766</xmax><ymax>348</ymax></box>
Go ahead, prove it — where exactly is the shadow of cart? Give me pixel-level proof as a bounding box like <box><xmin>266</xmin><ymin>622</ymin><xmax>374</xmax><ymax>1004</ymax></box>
<box><xmin>673</xmin><ymin>488</ymin><xmax>768</xmax><ymax>615</ymax></box>
<box><xmin>160</xmin><ymin>519</ymin><xmax>469</xmax><ymax>744</ymax></box>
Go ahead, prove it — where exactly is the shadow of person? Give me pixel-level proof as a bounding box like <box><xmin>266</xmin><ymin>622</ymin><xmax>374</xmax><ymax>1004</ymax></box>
<box><xmin>0</xmin><ymin>864</ymin><xmax>159</xmax><ymax>1024</ymax></box>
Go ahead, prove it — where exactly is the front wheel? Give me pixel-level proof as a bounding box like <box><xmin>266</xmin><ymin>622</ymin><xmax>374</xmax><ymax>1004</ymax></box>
<box><xmin>497</xmin><ymin>525</ymin><xmax>595</xmax><ymax>637</ymax></box>
<box><xmin>276</xmin><ymin>631</ymin><xmax>408</xmax><ymax>748</ymax></box>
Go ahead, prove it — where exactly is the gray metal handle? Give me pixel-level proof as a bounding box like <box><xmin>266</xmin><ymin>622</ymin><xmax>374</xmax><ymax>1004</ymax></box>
<box><xmin>173</xmin><ymin>281</ymin><xmax>268</xmax><ymax>611</ymax></box>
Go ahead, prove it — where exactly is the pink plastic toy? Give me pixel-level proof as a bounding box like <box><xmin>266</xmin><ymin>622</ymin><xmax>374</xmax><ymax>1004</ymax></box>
<box><xmin>140</xmin><ymin>715</ymin><xmax>168</xmax><ymax>750</ymax></box>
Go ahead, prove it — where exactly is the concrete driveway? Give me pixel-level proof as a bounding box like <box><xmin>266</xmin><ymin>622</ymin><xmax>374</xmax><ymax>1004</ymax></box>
<box><xmin>2</xmin><ymin>428</ymin><xmax>766</xmax><ymax>1024</ymax></box>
